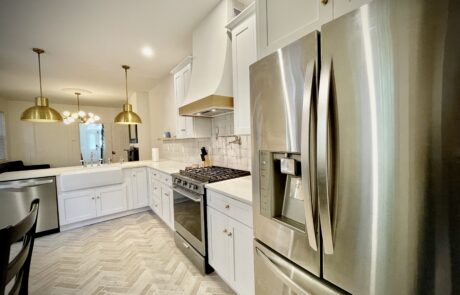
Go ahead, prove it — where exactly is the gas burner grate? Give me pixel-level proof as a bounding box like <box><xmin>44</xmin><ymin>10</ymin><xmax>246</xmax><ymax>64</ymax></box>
<box><xmin>179</xmin><ymin>166</ymin><xmax>250</xmax><ymax>183</ymax></box>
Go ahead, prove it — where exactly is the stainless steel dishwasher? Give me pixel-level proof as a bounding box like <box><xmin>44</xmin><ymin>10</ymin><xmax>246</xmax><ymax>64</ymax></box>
<box><xmin>0</xmin><ymin>176</ymin><xmax>59</xmax><ymax>236</ymax></box>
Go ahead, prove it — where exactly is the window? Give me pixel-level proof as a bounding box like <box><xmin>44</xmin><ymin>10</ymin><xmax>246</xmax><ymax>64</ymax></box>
<box><xmin>0</xmin><ymin>112</ymin><xmax>6</xmax><ymax>161</ymax></box>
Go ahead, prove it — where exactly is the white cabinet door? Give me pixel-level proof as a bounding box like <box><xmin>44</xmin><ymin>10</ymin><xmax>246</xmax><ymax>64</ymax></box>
<box><xmin>161</xmin><ymin>184</ymin><xmax>171</xmax><ymax>226</ymax></box>
<box><xmin>207</xmin><ymin>207</ymin><xmax>231</xmax><ymax>280</ymax></box>
<box><xmin>61</xmin><ymin>190</ymin><xmax>97</xmax><ymax>224</ymax></box>
<box><xmin>96</xmin><ymin>184</ymin><xmax>127</xmax><ymax>217</ymax></box>
<box><xmin>229</xmin><ymin>219</ymin><xmax>255</xmax><ymax>295</ymax></box>
<box><xmin>133</xmin><ymin>168</ymin><xmax>148</xmax><ymax>208</ymax></box>
<box><xmin>257</xmin><ymin>0</ymin><xmax>332</xmax><ymax>59</ymax></box>
<box><xmin>173</xmin><ymin>62</ymin><xmax>212</xmax><ymax>139</ymax></box>
<box><xmin>153</xmin><ymin>194</ymin><xmax>162</xmax><ymax>216</ymax></box>
<box><xmin>123</xmin><ymin>169</ymin><xmax>134</xmax><ymax>209</ymax></box>
<box><xmin>333</xmin><ymin>0</ymin><xmax>372</xmax><ymax>19</ymax></box>
<box><xmin>232</xmin><ymin>14</ymin><xmax>257</xmax><ymax>135</ymax></box>
<box><xmin>174</xmin><ymin>71</ymin><xmax>187</xmax><ymax>139</ymax></box>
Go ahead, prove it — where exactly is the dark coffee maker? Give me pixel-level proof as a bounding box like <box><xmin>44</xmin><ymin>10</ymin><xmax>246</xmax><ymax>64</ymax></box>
<box><xmin>126</xmin><ymin>146</ymin><xmax>139</xmax><ymax>162</ymax></box>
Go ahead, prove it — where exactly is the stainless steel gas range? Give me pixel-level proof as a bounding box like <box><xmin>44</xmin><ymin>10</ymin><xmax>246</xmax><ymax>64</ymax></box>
<box><xmin>172</xmin><ymin>166</ymin><xmax>250</xmax><ymax>274</ymax></box>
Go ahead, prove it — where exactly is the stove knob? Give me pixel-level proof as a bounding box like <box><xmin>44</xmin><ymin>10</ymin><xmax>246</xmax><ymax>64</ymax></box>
<box><xmin>194</xmin><ymin>184</ymin><xmax>198</xmax><ymax>190</ymax></box>
<box><xmin>183</xmin><ymin>181</ymin><xmax>188</xmax><ymax>186</ymax></box>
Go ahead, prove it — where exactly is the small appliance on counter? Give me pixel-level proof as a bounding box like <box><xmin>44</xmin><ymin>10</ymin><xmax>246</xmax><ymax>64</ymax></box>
<box><xmin>125</xmin><ymin>146</ymin><xmax>139</xmax><ymax>161</ymax></box>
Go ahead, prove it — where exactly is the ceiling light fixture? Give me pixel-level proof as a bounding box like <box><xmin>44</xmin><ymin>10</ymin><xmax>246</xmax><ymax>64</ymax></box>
<box><xmin>141</xmin><ymin>46</ymin><xmax>154</xmax><ymax>58</ymax></box>
<box><xmin>114</xmin><ymin>65</ymin><xmax>142</xmax><ymax>124</ymax></box>
<box><xmin>62</xmin><ymin>92</ymin><xmax>100</xmax><ymax>125</ymax></box>
<box><xmin>20</xmin><ymin>48</ymin><xmax>63</xmax><ymax>122</ymax></box>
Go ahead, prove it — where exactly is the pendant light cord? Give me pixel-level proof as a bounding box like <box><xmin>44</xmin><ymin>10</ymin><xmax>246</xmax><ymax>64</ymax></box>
<box><xmin>38</xmin><ymin>52</ymin><xmax>43</xmax><ymax>98</ymax></box>
<box><xmin>76</xmin><ymin>93</ymin><xmax>80</xmax><ymax>112</ymax></box>
<box><xmin>125</xmin><ymin>67</ymin><xmax>129</xmax><ymax>104</ymax></box>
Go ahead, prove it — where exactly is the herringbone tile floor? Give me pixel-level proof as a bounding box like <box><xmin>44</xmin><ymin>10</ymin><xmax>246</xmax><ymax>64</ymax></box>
<box><xmin>27</xmin><ymin>211</ymin><xmax>235</xmax><ymax>295</ymax></box>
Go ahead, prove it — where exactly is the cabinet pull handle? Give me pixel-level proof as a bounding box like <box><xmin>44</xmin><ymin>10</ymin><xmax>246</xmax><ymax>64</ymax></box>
<box><xmin>223</xmin><ymin>229</ymin><xmax>228</xmax><ymax>233</ymax></box>
<box><xmin>321</xmin><ymin>0</ymin><xmax>328</xmax><ymax>4</ymax></box>
<box><xmin>227</xmin><ymin>232</ymin><xmax>232</xmax><ymax>237</ymax></box>
<box><xmin>225</xmin><ymin>204</ymin><xmax>230</xmax><ymax>209</ymax></box>
<box><xmin>91</xmin><ymin>197</ymin><xmax>95</xmax><ymax>200</ymax></box>
<box><xmin>165</xmin><ymin>193</ymin><xmax>169</xmax><ymax>196</ymax></box>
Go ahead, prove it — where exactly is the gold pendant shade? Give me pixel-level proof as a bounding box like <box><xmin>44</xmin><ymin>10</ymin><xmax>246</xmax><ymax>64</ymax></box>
<box><xmin>114</xmin><ymin>65</ymin><xmax>142</xmax><ymax>124</ymax></box>
<box><xmin>114</xmin><ymin>103</ymin><xmax>142</xmax><ymax>124</ymax></box>
<box><xmin>20</xmin><ymin>96</ymin><xmax>63</xmax><ymax>122</ymax></box>
<box><xmin>21</xmin><ymin>48</ymin><xmax>63</xmax><ymax>122</ymax></box>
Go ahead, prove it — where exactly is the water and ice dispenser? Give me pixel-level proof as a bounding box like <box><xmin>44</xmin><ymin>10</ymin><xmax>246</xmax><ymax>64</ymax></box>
<box><xmin>259</xmin><ymin>151</ymin><xmax>307</xmax><ymax>231</ymax></box>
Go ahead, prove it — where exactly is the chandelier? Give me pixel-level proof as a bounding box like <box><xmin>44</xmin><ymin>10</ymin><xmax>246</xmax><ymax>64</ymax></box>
<box><xmin>63</xmin><ymin>92</ymin><xmax>100</xmax><ymax>124</ymax></box>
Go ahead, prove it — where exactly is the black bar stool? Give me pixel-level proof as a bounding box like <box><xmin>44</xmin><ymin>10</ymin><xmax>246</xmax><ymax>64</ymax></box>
<box><xmin>0</xmin><ymin>199</ymin><xmax>40</xmax><ymax>295</ymax></box>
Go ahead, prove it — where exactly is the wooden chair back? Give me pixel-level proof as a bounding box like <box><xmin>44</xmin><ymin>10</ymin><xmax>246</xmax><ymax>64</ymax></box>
<box><xmin>0</xmin><ymin>199</ymin><xmax>40</xmax><ymax>295</ymax></box>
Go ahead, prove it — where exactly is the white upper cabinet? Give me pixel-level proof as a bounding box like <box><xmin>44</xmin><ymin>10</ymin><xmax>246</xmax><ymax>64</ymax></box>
<box><xmin>172</xmin><ymin>59</ymin><xmax>211</xmax><ymax>139</ymax></box>
<box><xmin>227</xmin><ymin>4</ymin><xmax>257</xmax><ymax>135</ymax></box>
<box><xmin>256</xmin><ymin>0</ymin><xmax>372</xmax><ymax>59</ymax></box>
<box><xmin>257</xmin><ymin>0</ymin><xmax>332</xmax><ymax>59</ymax></box>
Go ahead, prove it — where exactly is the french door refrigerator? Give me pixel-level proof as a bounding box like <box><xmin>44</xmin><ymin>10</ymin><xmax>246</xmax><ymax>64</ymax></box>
<box><xmin>250</xmin><ymin>0</ymin><xmax>459</xmax><ymax>294</ymax></box>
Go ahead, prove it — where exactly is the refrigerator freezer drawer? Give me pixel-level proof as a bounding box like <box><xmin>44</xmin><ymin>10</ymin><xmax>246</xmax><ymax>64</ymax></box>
<box><xmin>254</xmin><ymin>240</ymin><xmax>345</xmax><ymax>295</ymax></box>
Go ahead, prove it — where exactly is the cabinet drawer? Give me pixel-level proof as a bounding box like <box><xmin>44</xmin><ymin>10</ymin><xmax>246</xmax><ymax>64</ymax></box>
<box><xmin>150</xmin><ymin>169</ymin><xmax>161</xmax><ymax>181</ymax></box>
<box><xmin>207</xmin><ymin>190</ymin><xmax>252</xmax><ymax>227</ymax></box>
<box><xmin>160</xmin><ymin>173</ymin><xmax>172</xmax><ymax>186</ymax></box>
<box><xmin>151</xmin><ymin>169</ymin><xmax>172</xmax><ymax>186</ymax></box>
<box><xmin>152</xmin><ymin>181</ymin><xmax>162</xmax><ymax>197</ymax></box>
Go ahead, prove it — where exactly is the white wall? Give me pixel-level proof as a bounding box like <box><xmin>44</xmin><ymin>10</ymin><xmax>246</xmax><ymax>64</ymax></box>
<box><xmin>148</xmin><ymin>75</ymin><xmax>176</xmax><ymax>148</ymax></box>
<box><xmin>130</xmin><ymin>91</ymin><xmax>152</xmax><ymax>160</ymax></box>
<box><xmin>3</xmin><ymin>99</ymin><xmax>129</xmax><ymax>167</ymax></box>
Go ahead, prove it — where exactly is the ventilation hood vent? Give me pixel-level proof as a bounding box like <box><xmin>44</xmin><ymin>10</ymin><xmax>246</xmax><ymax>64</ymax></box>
<box><xmin>179</xmin><ymin>0</ymin><xmax>240</xmax><ymax>117</ymax></box>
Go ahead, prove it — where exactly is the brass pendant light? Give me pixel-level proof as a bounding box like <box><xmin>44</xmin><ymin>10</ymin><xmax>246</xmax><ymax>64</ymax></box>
<box><xmin>114</xmin><ymin>65</ymin><xmax>142</xmax><ymax>124</ymax></box>
<box><xmin>20</xmin><ymin>48</ymin><xmax>63</xmax><ymax>122</ymax></box>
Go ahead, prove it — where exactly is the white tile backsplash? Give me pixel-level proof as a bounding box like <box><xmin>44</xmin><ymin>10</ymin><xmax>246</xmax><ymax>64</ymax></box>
<box><xmin>159</xmin><ymin>114</ymin><xmax>251</xmax><ymax>171</ymax></box>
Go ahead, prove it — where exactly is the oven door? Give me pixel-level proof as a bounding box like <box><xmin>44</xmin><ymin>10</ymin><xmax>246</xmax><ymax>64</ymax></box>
<box><xmin>173</xmin><ymin>187</ymin><xmax>205</xmax><ymax>255</ymax></box>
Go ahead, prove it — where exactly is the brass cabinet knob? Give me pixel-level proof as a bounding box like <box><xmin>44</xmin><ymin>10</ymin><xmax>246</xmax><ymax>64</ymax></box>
<box><xmin>223</xmin><ymin>229</ymin><xmax>228</xmax><ymax>233</ymax></box>
<box><xmin>227</xmin><ymin>232</ymin><xmax>232</xmax><ymax>237</ymax></box>
<box><xmin>225</xmin><ymin>204</ymin><xmax>230</xmax><ymax>209</ymax></box>
<box><xmin>321</xmin><ymin>0</ymin><xmax>328</xmax><ymax>4</ymax></box>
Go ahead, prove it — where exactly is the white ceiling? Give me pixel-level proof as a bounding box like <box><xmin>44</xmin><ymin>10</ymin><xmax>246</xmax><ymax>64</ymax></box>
<box><xmin>0</xmin><ymin>0</ymin><xmax>221</xmax><ymax>107</ymax></box>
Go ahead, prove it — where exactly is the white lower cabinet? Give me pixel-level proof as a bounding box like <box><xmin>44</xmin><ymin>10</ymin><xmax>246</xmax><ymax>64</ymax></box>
<box><xmin>97</xmin><ymin>185</ymin><xmax>127</xmax><ymax>216</ymax></box>
<box><xmin>60</xmin><ymin>184</ymin><xmax>126</xmax><ymax>225</ymax></box>
<box><xmin>207</xmin><ymin>192</ymin><xmax>254</xmax><ymax>295</ymax></box>
<box><xmin>149</xmin><ymin>168</ymin><xmax>174</xmax><ymax>230</ymax></box>
<box><xmin>126</xmin><ymin>167</ymin><xmax>148</xmax><ymax>209</ymax></box>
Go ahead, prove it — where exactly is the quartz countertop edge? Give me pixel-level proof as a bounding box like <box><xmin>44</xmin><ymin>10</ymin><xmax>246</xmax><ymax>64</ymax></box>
<box><xmin>0</xmin><ymin>160</ymin><xmax>190</xmax><ymax>182</ymax></box>
<box><xmin>205</xmin><ymin>176</ymin><xmax>253</xmax><ymax>205</ymax></box>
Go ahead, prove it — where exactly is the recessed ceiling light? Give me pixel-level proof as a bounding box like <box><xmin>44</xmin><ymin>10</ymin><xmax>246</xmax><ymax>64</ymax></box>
<box><xmin>141</xmin><ymin>46</ymin><xmax>154</xmax><ymax>58</ymax></box>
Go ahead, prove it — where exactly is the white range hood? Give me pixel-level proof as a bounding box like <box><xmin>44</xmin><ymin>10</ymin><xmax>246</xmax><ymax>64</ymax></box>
<box><xmin>179</xmin><ymin>0</ymin><xmax>241</xmax><ymax>117</ymax></box>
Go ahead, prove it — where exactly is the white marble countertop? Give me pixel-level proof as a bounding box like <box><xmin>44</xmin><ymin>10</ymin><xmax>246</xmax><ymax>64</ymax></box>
<box><xmin>0</xmin><ymin>159</ymin><xmax>191</xmax><ymax>182</ymax></box>
<box><xmin>205</xmin><ymin>176</ymin><xmax>253</xmax><ymax>205</ymax></box>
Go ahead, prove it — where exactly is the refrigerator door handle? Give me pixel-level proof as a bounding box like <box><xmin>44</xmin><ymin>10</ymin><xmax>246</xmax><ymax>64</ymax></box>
<box><xmin>317</xmin><ymin>57</ymin><xmax>335</xmax><ymax>254</ymax></box>
<box><xmin>300</xmin><ymin>61</ymin><xmax>318</xmax><ymax>251</ymax></box>
<box><xmin>255</xmin><ymin>247</ymin><xmax>310</xmax><ymax>295</ymax></box>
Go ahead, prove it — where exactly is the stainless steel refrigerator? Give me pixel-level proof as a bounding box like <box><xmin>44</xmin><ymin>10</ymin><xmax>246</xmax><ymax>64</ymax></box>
<box><xmin>250</xmin><ymin>0</ymin><xmax>459</xmax><ymax>294</ymax></box>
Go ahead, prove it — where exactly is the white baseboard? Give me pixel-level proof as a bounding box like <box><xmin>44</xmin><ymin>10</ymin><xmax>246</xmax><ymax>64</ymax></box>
<box><xmin>60</xmin><ymin>207</ymin><xmax>151</xmax><ymax>231</ymax></box>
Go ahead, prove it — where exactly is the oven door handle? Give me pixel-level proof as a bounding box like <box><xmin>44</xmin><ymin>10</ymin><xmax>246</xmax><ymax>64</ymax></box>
<box><xmin>173</xmin><ymin>187</ymin><xmax>202</xmax><ymax>202</ymax></box>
